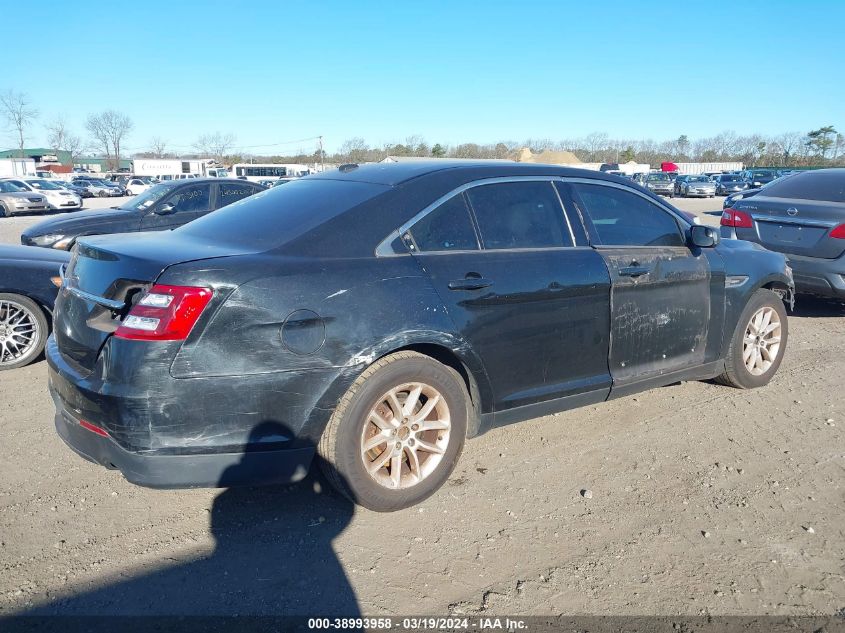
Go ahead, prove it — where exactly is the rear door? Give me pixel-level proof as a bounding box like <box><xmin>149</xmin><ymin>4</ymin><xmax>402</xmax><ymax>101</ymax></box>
<box><xmin>569</xmin><ymin>181</ymin><xmax>715</xmax><ymax>388</ymax></box>
<box><xmin>406</xmin><ymin>178</ymin><xmax>612</xmax><ymax>415</ymax></box>
<box><xmin>215</xmin><ymin>182</ymin><xmax>262</xmax><ymax>210</ymax></box>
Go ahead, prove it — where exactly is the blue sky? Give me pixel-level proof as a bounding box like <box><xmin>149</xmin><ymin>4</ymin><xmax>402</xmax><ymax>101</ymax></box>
<box><xmin>4</xmin><ymin>0</ymin><xmax>843</xmax><ymax>154</ymax></box>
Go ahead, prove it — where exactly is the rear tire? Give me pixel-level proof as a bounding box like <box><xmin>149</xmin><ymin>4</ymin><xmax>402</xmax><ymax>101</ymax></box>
<box><xmin>0</xmin><ymin>203</ymin><xmax>10</xmax><ymax>218</ymax></box>
<box><xmin>0</xmin><ymin>294</ymin><xmax>49</xmax><ymax>371</ymax></box>
<box><xmin>717</xmin><ymin>289</ymin><xmax>788</xmax><ymax>389</ymax></box>
<box><xmin>318</xmin><ymin>351</ymin><xmax>468</xmax><ymax>511</ymax></box>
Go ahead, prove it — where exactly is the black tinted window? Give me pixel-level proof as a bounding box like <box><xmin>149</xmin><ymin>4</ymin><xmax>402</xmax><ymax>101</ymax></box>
<box><xmin>179</xmin><ymin>179</ymin><xmax>389</xmax><ymax>249</ymax></box>
<box><xmin>410</xmin><ymin>193</ymin><xmax>478</xmax><ymax>252</ymax></box>
<box><xmin>165</xmin><ymin>184</ymin><xmax>211</xmax><ymax>213</ymax></box>
<box><xmin>218</xmin><ymin>183</ymin><xmax>258</xmax><ymax>208</ymax></box>
<box><xmin>465</xmin><ymin>181</ymin><xmax>570</xmax><ymax>249</ymax></box>
<box><xmin>760</xmin><ymin>171</ymin><xmax>845</xmax><ymax>203</ymax></box>
<box><xmin>574</xmin><ymin>184</ymin><xmax>684</xmax><ymax>247</ymax></box>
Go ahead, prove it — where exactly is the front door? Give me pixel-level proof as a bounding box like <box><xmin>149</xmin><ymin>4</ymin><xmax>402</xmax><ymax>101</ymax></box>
<box><xmin>569</xmin><ymin>181</ymin><xmax>712</xmax><ymax>386</ymax></box>
<box><xmin>141</xmin><ymin>182</ymin><xmax>213</xmax><ymax>231</ymax></box>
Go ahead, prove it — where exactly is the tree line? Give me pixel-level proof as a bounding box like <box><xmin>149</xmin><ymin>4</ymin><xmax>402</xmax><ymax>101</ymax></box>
<box><xmin>2</xmin><ymin>89</ymin><xmax>841</xmax><ymax>169</ymax></box>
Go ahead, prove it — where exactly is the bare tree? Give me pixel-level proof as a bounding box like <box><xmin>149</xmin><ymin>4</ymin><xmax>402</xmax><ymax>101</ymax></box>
<box><xmin>46</xmin><ymin>118</ymin><xmax>84</xmax><ymax>165</ymax></box>
<box><xmin>0</xmin><ymin>90</ymin><xmax>38</xmax><ymax>156</ymax></box>
<box><xmin>86</xmin><ymin>110</ymin><xmax>133</xmax><ymax>170</ymax></box>
<box><xmin>194</xmin><ymin>132</ymin><xmax>236</xmax><ymax>161</ymax></box>
<box><xmin>338</xmin><ymin>137</ymin><xmax>369</xmax><ymax>164</ymax></box>
<box><xmin>150</xmin><ymin>137</ymin><xmax>168</xmax><ymax>158</ymax></box>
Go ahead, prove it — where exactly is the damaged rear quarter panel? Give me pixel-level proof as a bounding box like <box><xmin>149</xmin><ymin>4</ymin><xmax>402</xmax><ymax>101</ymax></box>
<box><xmin>159</xmin><ymin>254</ymin><xmax>484</xmax><ymax>442</ymax></box>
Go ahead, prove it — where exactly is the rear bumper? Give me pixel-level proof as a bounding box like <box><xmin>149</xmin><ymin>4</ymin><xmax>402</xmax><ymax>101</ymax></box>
<box><xmin>784</xmin><ymin>253</ymin><xmax>845</xmax><ymax>298</ymax></box>
<box><xmin>46</xmin><ymin>336</ymin><xmax>330</xmax><ymax>488</ymax></box>
<box><xmin>53</xmin><ymin>404</ymin><xmax>314</xmax><ymax>488</ymax></box>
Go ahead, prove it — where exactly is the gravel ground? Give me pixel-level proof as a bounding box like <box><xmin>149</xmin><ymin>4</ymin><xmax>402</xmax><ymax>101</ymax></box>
<box><xmin>0</xmin><ymin>193</ymin><xmax>843</xmax><ymax>617</ymax></box>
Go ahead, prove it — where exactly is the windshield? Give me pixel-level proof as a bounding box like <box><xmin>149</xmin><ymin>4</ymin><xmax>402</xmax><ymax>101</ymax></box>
<box><xmin>117</xmin><ymin>182</ymin><xmax>177</xmax><ymax>211</ymax></box>
<box><xmin>0</xmin><ymin>181</ymin><xmax>25</xmax><ymax>193</ymax></box>
<box><xmin>751</xmin><ymin>170</ymin><xmax>776</xmax><ymax>178</ymax></box>
<box><xmin>647</xmin><ymin>174</ymin><xmax>670</xmax><ymax>182</ymax></box>
<box><xmin>27</xmin><ymin>179</ymin><xmax>63</xmax><ymax>190</ymax></box>
<box><xmin>721</xmin><ymin>177</ymin><xmax>741</xmax><ymax>182</ymax></box>
<box><xmin>689</xmin><ymin>176</ymin><xmax>710</xmax><ymax>182</ymax></box>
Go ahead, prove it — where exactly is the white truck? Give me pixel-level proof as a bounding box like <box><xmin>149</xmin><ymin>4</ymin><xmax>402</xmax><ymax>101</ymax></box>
<box><xmin>131</xmin><ymin>159</ymin><xmax>228</xmax><ymax>180</ymax></box>
<box><xmin>0</xmin><ymin>158</ymin><xmax>36</xmax><ymax>178</ymax></box>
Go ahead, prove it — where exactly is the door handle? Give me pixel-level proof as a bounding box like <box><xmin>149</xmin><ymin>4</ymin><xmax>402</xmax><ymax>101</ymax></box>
<box><xmin>448</xmin><ymin>275</ymin><xmax>493</xmax><ymax>291</ymax></box>
<box><xmin>619</xmin><ymin>266</ymin><xmax>650</xmax><ymax>278</ymax></box>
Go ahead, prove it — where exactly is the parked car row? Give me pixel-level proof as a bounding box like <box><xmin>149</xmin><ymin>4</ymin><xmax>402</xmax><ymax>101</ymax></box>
<box><xmin>0</xmin><ymin>178</ymin><xmax>82</xmax><ymax>216</ymax></box>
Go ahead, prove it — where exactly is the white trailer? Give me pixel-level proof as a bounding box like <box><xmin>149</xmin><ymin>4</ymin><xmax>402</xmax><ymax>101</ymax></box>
<box><xmin>0</xmin><ymin>158</ymin><xmax>36</xmax><ymax>178</ymax></box>
<box><xmin>131</xmin><ymin>159</ymin><xmax>224</xmax><ymax>180</ymax></box>
<box><xmin>673</xmin><ymin>162</ymin><xmax>744</xmax><ymax>175</ymax></box>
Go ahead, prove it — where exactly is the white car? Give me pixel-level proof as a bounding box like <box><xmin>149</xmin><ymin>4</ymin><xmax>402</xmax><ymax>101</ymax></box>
<box><xmin>3</xmin><ymin>178</ymin><xmax>82</xmax><ymax>210</ymax></box>
<box><xmin>125</xmin><ymin>178</ymin><xmax>152</xmax><ymax>196</ymax></box>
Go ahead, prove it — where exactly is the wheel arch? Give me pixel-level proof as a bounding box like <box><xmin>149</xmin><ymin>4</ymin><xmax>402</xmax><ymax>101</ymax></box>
<box><xmin>301</xmin><ymin>333</ymin><xmax>493</xmax><ymax>442</ymax></box>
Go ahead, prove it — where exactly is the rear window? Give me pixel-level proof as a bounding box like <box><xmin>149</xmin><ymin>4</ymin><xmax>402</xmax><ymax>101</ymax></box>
<box><xmin>760</xmin><ymin>171</ymin><xmax>845</xmax><ymax>203</ymax></box>
<box><xmin>178</xmin><ymin>179</ymin><xmax>389</xmax><ymax>248</ymax></box>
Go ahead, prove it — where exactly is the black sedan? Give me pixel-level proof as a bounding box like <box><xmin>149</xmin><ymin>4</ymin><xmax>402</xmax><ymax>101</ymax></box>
<box><xmin>21</xmin><ymin>179</ymin><xmax>264</xmax><ymax>250</ymax></box>
<box><xmin>0</xmin><ymin>245</ymin><xmax>70</xmax><ymax>370</ymax></box>
<box><xmin>721</xmin><ymin>168</ymin><xmax>845</xmax><ymax>298</ymax></box>
<box><xmin>48</xmin><ymin>162</ymin><xmax>794</xmax><ymax>511</ymax></box>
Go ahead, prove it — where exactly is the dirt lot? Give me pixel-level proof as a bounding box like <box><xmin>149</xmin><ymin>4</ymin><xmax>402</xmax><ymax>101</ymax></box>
<box><xmin>0</xmin><ymin>195</ymin><xmax>842</xmax><ymax>617</ymax></box>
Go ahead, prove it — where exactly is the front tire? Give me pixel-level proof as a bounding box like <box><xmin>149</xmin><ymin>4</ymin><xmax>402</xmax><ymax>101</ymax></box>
<box><xmin>319</xmin><ymin>351</ymin><xmax>468</xmax><ymax>511</ymax></box>
<box><xmin>717</xmin><ymin>289</ymin><xmax>788</xmax><ymax>389</ymax></box>
<box><xmin>0</xmin><ymin>203</ymin><xmax>10</xmax><ymax>218</ymax></box>
<box><xmin>0</xmin><ymin>294</ymin><xmax>49</xmax><ymax>371</ymax></box>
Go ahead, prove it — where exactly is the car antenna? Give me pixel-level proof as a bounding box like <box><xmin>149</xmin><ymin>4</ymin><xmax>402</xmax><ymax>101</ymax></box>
<box><xmin>338</xmin><ymin>163</ymin><xmax>359</xmax><ymax>173</ymax></box>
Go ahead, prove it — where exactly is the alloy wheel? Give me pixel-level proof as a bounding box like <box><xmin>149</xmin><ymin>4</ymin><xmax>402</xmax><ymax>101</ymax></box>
<box><xmin>0</xmin><ymin>300</ymin><xmax>40</xmax><ymax>367</ymax></box>
<box><xmin>742</xmin><ymin>306</ymin><xmax>782</xmax><ymax>376</ymax></box>
<box><xmin>360</xmin><ymin>382</ymin><xmax>451</xmax><ymax>490</ymax></box>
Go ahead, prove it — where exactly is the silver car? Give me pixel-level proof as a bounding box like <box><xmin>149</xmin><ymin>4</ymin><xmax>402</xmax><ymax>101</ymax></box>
<box><xmin>0</xmin><ymin>180</ymin><xmax>49</xmax><ymax>217</ymax></box>
<box><xmin>677</xmin><ymin>175</ymin><xmax>717</xmax><ymax>198</ymax></box>
<box><xmin>2</xmin><ymin>178</ymin><xmax>82</xmax><ymax>211</ymax></box>
<box><xmin>720</xmin><ymin>168</ymin><xmax>845</xmax><ymax>298</ymax></box>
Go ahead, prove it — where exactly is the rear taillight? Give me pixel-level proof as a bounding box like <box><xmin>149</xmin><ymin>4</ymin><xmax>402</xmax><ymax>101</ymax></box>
<box><xmin>115</xmin><ymin>284</ymin><xmax>212</xmax><ymax>341</ymax></box>
<box><xmin>720</xmin><ymin>208</ymin><xmax>754</xmax><ymax>229</ymax></box>
<box><xmin>830</xmin><ymin>224</ymin><xmax>845</xmax><ymax>239</ymax></box>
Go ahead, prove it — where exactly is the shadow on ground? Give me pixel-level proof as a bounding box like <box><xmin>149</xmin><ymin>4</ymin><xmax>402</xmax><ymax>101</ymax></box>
<box><xmin>20</xmin><ymin>422</ymin><xmax>360</xmax><ymax>617</ymax></box>
<box><xmin>791</xmin><ymin>295</ymin><xmax>845</xmax><ymax>318</ymax></box>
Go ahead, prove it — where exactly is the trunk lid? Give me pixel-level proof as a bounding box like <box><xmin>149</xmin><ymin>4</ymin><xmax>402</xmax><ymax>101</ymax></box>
<box><xmin>734</xmin><ymin>195</ymin><xmax>845</xmax><ymax>259</ymax></box>
<box><xmin>55</xmin><ymin>232</ymin><xmax>253</xmax><ymax>372</ymax></box>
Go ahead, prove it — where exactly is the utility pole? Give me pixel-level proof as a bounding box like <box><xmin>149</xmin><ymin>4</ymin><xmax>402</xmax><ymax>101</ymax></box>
<box><xmin>318</xmin><ymin>135</ymin><xmax>324</xmax><ymax>172</ymax></box>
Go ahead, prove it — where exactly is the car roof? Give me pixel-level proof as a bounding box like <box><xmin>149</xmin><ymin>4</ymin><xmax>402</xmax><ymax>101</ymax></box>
<box><xmin>308</xmin><ymin>161</ymin><xmax>635</xmax><ymax>187</ymax></box>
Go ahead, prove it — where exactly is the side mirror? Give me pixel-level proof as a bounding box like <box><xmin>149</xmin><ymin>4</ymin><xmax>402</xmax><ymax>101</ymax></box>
<box><xmin>690</xmin><ymin>224</ymin><xmax>720</xmax><ymax>248</ymax></box>
<box><xmin>156</xmin><ymin>202</ymin><xmax>176</xmax><ymax>215</ymax></box>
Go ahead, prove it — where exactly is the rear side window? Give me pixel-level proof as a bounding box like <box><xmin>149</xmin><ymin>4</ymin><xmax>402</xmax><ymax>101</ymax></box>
<box><xmin>410</xmin><ymin>193</ymin><xmax>478</xmax><ymax>252</ymax></box>
<box><xmin>573</xmin><ymin>183</ymin><xmax>684</xmax><ymax>247</ymax></box>
<box><xmin>465</xmin><ymin>181</ymin><xmax>570</xmax><ymax>249</ymax></box>
<box><xmin>179</xmin><ymin>179</ymin><xmax>389</xmax><ymax>249</ymax></box>
<box><xmin>218</xmin><ymin>182</ymin><xmax>259</xmax><ymax>208</ymax></box>
<box><xmin>761</xmin><ymin>171</ymin><xmax>845</xmax><ymax>203</ymax></box>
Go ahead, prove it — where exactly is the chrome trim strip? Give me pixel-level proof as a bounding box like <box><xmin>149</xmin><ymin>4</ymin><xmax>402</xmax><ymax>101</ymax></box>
<box><xmin>753</xmin><ymin>215</ymin><xmax>835</xmax><ymax>228</ymax></box>
<box><xmin>66</xmin><ymin>286</ymin><xmax>125</xmax><ymax>311</ymax></box>
<box><xmin>374</xmin><ymin>175</ymin><xmax>692</xmax><ymax>258</ymax></box>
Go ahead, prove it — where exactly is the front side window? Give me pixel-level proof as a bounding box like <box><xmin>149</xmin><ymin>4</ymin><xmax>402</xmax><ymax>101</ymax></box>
<box><xmin>163</xmin><ymin>184</ymin><xmax>211</xmax><ymax>213</ymax></box>
<box><xmin>218</xmin><ymin>183</ymin><xmax>259</xmax><ymax>208</ymax></box>
<box><xmin>465</xmin><ymin>181</ymin><xmax>570</xmax><ymax>250</ymax></box>
<box><xmin>573</xmin><ymin>183</ymin><xmax>685</xmax><ymax>247</ymax></box>
<box><xmin>410</xmin><ymin>193</ymin><xmax>478</xmax><ymax>252</ymax></box>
